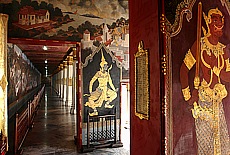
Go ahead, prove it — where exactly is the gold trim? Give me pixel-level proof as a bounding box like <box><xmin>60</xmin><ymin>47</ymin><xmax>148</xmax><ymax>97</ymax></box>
<box><xmin>226</xmin><ymin>58</ymin><xmax>230</xmax><ymax>72</ymax></box>
<box><xmin>162</xmin><ymin>55</ymin><xmax>167</xmax><ymax>75</ymax></box>
<box><xmin>182</xmin><ymin>86</ymin><xmax>191</xmax><ymax>101</ymax></box>
<box><xmin>135</xmin><ymin>41</ymin><xmax>149</xmax><ymax>120</ymax></box>
<box><xmin>165</xmin><ymin>0</ymin><xmax>195</xmax><ymax>37</ymax></box>
<box><xmin>0</xmin><ymin>74</ymin><xmax>7</xmax><ymax>91</ymax></box>
<box><xmin>160</xmin><ymin>14</ymin><xmax>166</xmax><ymax>34</ymax></box>
<box><xmin>162</xmin><ymin>95</ymin><xmax>167</xmax><ymax>117</ymax></box>
<box><xmin>164</xmin><ymin>137</ymin><xmax>168</xmax><ymax>155</ymax></box>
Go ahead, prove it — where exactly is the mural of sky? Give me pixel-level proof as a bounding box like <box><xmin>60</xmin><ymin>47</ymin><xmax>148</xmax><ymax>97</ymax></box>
<box><xmin>47</xmin><ymin>0</ymin><xmax>129</xmax><ymax>19</ymax></box>
<box><xmin>0</xmin><ymin>0</ymin><xmax>128</xmax><ymax>20</ymax></box>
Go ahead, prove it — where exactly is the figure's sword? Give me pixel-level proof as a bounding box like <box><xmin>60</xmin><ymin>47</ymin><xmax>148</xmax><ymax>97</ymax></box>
<box><xmin>194</xmin><ymin>2</ymin><xmax>202</xmax><ymax>89</ymax></box>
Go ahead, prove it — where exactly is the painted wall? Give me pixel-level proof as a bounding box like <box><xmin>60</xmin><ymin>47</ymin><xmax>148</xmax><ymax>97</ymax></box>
<box><xmin>7</xmin><ymin>44</ymin><xmax>41</xmax><ymax>105</ymax></box>
<box><xmin>129</xmin><ymin>0</ymin><xmax>161</xmax><ymax>155</ymax></box>
<box><xmin>164</xmin><ymin>0</ymin><xmax>230</xmax><ymax>154</ymax></box>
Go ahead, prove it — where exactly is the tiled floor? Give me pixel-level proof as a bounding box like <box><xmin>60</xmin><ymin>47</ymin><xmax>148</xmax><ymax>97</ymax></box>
<box><xmin>21</xmin><ymin>87</ymin><xmax>130</xmax><ymax>155</ymax></box>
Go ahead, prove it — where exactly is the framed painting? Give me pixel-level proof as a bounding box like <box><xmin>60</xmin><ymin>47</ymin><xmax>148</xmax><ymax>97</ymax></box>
<box><xmin>162</xmin><ymin>0</ymin><xmax>230</xmax><ymax>154</ymax></box>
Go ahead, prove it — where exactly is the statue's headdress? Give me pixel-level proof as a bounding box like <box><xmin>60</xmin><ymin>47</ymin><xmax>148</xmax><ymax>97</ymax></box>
<box><xmin>100</xmin><ymin>50</ymin><xmax>108</xmax><ymax>68</ymax></box>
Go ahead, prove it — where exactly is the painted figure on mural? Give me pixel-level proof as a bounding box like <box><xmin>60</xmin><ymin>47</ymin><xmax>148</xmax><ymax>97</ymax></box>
<box><xmin>84</xmin><ymin>50</ymin><xmax>118</xmax><ymax>116</ymax></box>
<box><xmin>180</xmin><ymin>7</ymin><xmax>230</xmax><ymax>154</ymax></box>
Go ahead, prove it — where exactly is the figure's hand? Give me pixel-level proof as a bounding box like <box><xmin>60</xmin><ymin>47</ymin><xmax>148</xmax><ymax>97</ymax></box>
<box><xmin>226</xmin><ymin>44</ymin><xmax>230</xmax><ymax>56</ymax></box>
<box><xmin>188</xmin><ymin>89</ymin><xmax>198</xmax><ymax>105</ymax></box>
<box><xmin>115</xmin><ymin>88</ymin><xmax>119</xmax><ymax>92</ymax></box>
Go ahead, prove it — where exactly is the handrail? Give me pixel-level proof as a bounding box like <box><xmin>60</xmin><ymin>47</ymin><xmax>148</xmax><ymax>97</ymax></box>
<box><xmin>9</xmin><ymin>85</ymin><xmax>43</xmax><ymax>119</ymax></box>
<box><xmin>14</xmin><ymin>85</ymin><xmax>45</xmax><ymax>154</ymax></box>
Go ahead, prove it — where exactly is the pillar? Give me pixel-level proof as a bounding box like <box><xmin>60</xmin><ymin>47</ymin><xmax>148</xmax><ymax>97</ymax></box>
<box><xmin>71</xmin><ymin>47</ymin><xmax>77</xmax><ymax>114</ymax></box>
<box><xmin>66</xmin><ymin>56</ymin><xmax>73</xmax><ymax>106</ymax></box>
<box><xmin>0</xmin><ymin>14</ymin><xmax>8</xmax><ymax>152</ymax></box>
<box><xmin>63</xmin><ymin>60</ymin><xmax>67</xmax><ymax>103</ymax></box>
<box><xmin>57</xmin><ymin>66</ymin><xmax>61</xmax><ymax>97</ymax></box>
<box><xmin>60</xmin><ymin>64</ymin><xmax>64</xmax><ymax>99</ymax></box>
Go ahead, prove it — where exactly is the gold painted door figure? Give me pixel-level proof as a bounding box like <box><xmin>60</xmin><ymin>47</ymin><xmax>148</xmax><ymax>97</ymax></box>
<box><xmin>84</xmin><ymin>50</ymin><xmax>118</xmax><ymax>116</ymax></box>
<box><xmin>180</xmin><ymin>6</ymin><xmax>230</xmax><ymax>155</ymax></box>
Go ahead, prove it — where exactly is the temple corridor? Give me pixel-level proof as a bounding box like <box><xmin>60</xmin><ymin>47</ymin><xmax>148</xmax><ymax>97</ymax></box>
<box><xmin>21</xmin><ymin>87</ymin><xmax>130</xmax><ymax>155</ymax></box>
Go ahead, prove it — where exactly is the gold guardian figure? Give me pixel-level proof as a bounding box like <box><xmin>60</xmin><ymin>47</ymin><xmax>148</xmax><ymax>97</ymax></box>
<box><xmin>84</xmin><ymin>50</ymin><xmax>118</xmax><ymax>116</ymax></box>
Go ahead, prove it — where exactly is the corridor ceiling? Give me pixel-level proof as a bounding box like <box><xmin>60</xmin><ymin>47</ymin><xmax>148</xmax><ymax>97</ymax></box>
<box><xmin>8</xmin><ymin>38</ymin><xmax>79</xmax><ymax>76</ymax></box>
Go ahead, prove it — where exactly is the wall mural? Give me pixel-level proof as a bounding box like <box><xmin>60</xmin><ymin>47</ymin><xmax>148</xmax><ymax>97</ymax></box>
<box><xmin>7</xmin><ymin>44</ymin><xmax>41</xmax><ymax>104</ymax></box>
<box><xmin>81</xmin><ymin>44</ymin><xmax>122</xmax><ymax>145</ymax></box>
<box><xmin>82</xmin><ymin>43</ymin><xmax>122</xmax><ymax>119</ymax></box>
<box><xmin>164</xmin><ymin>0</ymin><xmax>230</xmax><ymax>154</ymax></box>
<box><xmin>0</xmin><ymin>0</ymin><xmax>129</xmax><ymax>78</ymax></box>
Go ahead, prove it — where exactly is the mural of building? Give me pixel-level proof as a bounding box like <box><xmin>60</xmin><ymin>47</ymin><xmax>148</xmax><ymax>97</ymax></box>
<box><xmin>18</xmin><ymin>6</ymin><xmax>50</xmax><ymax>25</ymax></box>
<box><xmin>81</xmin><ymin>29</ymin><xmax>93</xmax><ymax>49</ymax></box>
<box><xmin>81</xmin><ymin>23</ymin><xmax>129</xmax><ymax>72</ymax></box>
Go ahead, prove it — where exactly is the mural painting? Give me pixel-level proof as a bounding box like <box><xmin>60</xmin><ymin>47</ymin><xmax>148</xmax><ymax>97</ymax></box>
<box><xmin>81</xmin><ymin>44</ymin><xmax>122</xmax><ymax>145</ymax></box>
<box><xmin>0</xmin><ymin>0</ymin><xmax>129</xmax><ymax>78</ymax></box>
<box><xmin>164</xmin><ymin>0</ymin><xmax>230</xmax><ymax>154</ymax></box>
<box><xmin>82</xmin><ymin>44</ymin><xmax>122</xmax><ymax>118</ymax></box>
<box><xmin>0</xmin><ymin>0</ymin><xmax>128</xmax><ymax>41</ymax></box>
<box><xmin>7</xmin><ymin>44</ymin><xmax>41</xmax><ymax>104</ymax></box>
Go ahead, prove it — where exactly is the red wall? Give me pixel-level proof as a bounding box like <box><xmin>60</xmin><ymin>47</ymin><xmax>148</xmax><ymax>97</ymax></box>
<box><xmin>129</xmin><ymin>0</ymin><xmax>161</xmax><ymax>154</ymax></box>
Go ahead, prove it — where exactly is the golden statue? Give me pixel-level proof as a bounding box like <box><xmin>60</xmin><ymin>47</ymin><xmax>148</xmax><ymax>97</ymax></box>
<box><xmin>84</xmin><ymin>50</ymin><xmax>118</xmax><ymax>116</ymax></box>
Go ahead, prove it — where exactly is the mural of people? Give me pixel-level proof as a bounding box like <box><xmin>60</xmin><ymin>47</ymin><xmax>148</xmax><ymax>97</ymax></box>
<box><xmin>180</xmin><ymin>7</ymin><xmax>230</xmax><ymax>154</ymax></box>
<box><xmin>84</xmin><ymin>50</ymin><xmax>118</xmax><ymax>116</ymax></box>
<box><xmin>7</xmin><ymin>44</ymin><xmax>41</xmax><ymax>104</ymax></box>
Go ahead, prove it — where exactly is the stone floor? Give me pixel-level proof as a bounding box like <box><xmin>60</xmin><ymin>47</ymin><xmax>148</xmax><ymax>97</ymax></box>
<box><xmin>21</xmin><ymin>87</ymin><xmax>130</xmax><ymax>155</ymax></box>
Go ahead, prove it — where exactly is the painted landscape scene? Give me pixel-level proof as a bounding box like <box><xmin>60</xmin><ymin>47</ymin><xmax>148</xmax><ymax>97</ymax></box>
<box><xmin>0</xmin><ymin>0</ymin><xmax>129</xmax><ymax>42</ymax></box>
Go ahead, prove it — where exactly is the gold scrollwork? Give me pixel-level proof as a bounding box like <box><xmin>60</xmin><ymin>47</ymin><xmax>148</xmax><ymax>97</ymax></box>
<box><xmin>135</xmin><ymin>41</ymin><xmax>149</xmax><ymax>120</ymax></box>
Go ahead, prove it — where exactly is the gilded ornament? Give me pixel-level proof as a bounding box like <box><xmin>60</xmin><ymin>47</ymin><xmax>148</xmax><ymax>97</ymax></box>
<box><xmin>161</xmin><ymin>55</ymin><xmax>167</xmax><ymax>75</ymax></box>
<box><xmin>182</xmin><ymin>86</ymin><xmax>191</xmax><ymax>101</ymax></box>
<box><xmin>0</xmin><ymin>74</ymin><xmax>7</xmax><ymax>91</ymax></box>
<box><xmin>135</xmin><ymin>41</ymin><xmax>149</xmax><ymax>120</ymax></box>
<box><xmin>191</xmin><ymin>102</ymin><xmax>213</xmax><ymax>121</ymax></box>
<box><xmin>194</xmin><ymin>76</ymin><xmax>200</xmax><ymax>89</ymax></box>
<box><xmin>225</xmin><ymin>58</ymin><xmax>230</xmax><ymax>72</ymax></box>
<box><xmin>183</xmin><ymin>49</ymin><xmax>196</xmax><ymax>70</ymax></box>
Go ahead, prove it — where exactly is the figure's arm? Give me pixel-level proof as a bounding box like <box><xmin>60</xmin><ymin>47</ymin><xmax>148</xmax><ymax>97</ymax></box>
<box><xmin>180</xmin><ymin>42</ymin><xmax>197</xmax><ymax>103</ymax></box>
<box><xmin>89</xmin><ymin>72</ymin><xmax>98</xmax><ymax>93</ymax></box>
<box><xmin>108</xmin><ymin>74</ymin><xmax>116</xmax><ymax>91</ymax></box>
<box><xmin>220</xmin><ymin>47</ymin><xmax>230</xmax><ymax>82</ymax></box>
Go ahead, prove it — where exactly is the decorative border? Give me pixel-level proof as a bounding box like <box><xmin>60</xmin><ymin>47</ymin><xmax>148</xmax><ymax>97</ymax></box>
<box><xmin>165</xmin><ymin>0</ymin><xmax>195</xmax><ymax>37</ymax></box>
<box><xmin>82</xmin><ymin>43</ymin><xmax>122</xmax><ymax>69</ymax></box>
